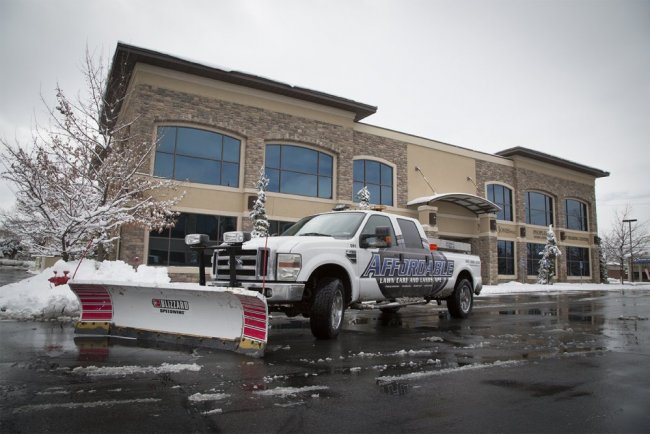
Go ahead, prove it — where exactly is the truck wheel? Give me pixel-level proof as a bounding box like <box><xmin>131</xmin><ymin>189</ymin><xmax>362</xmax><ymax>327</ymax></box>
<box><xmin>310</xmin><ymin>277</ymin><xmax>345</xmax><ymax>339</ymax></box>
<box><xmin>447</xmin><ymin>278</ymin><xmax>473</xmax><ymax>318</ymax></box>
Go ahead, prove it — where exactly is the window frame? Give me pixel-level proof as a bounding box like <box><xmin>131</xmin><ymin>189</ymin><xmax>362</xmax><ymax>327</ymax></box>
<box><xmin>153</xmin><ymin>126</ymin><xmax>241</xmax><ymax>188</ymax></box>
<box><xmin>486</xmin><ymin>183</ymin><xmax>513</xmax><ymax>221</ymax></box>
<box><xmin>525</xmin><ymin>191</ymin><xmax>554</xmax><ymax>227</ymax></box>
<box><xmin>148</xmin><ymin>212</ymin><xmax>237</xmax><ymax>267</ymax></box>
<box><xmin>526</xmin><ymin>243</ymin><xmax>546</xmax><ymax>276</ymax></box>
<box><xmin>353</xmin><ymin>158</ymin><xmax>395</xmax><ymax>206</ymax></box>
<box><xmin>565</xmin><ymin>199</ymin><xmax>588</xmax><ymax>232</ymax></box>
<box><xmin>497</xmin><ymin>240</ymin><xmax>515</xmax><ymax>276</ymax></box>
<box><xmin>566</xmin><ymin>246</ymin><xmax>590</xmax><ymax>277</ymax></box>
<box><xmin>265</xmin><ymin>144</ymin><xmax>334</xmax><ymax>199</ymax></box>
<box><xmin>397</xmin><ymin>218</ymin><xmax>425</xmax><ymax>249</ymax></box>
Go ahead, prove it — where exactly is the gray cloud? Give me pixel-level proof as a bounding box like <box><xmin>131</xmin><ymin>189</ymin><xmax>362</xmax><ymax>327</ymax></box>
<box><xmin>1</xmin><ymin>0</ymin><xmax>648</xmax><ymax>235</ymax></box>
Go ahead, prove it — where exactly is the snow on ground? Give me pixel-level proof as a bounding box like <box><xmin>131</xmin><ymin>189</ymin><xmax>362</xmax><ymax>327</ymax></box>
<box><xmin>72</xmin><ymin>362</ymin><xmax>201</xmax><ymax>377</ymax></box>
<box><xmin>1</xmin><ymin>259</ymin><xmax>649</xmax><ymax>321</ymax></box>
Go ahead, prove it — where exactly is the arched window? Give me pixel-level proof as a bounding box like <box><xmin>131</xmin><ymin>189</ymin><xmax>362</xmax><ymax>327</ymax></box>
<box><xmin>487</xmin><ymin>184</ymin><xmax>513</xmax><ymax>221</ymax></box>
<box><xmin>525</xmin><ymin>192</ymin><xmax>554</xmax><ymax>226</ymax></box>
<box><xmin>265</xmin><ymin>144</ymin><xmax>333</xmax><ymax>199</ymax></box>
<box><xmin>154</xmin><ymin>126</ymin><xmax>241</xmax><ymax>187</ymax></box>
<box><xmin>565</xmin><ymin>199</ymin><xmax>588</xmax><ymax>231</ymax></box>
<box><xmin>353</xmin><ymin>159</ymin><xmax>393</xmax><ymax>206</ymax></box>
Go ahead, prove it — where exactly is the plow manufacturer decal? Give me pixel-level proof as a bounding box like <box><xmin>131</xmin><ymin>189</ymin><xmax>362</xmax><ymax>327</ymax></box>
<box><xmin>152</xmin><ymin>298</ymin><xmax>190</xmax><ymax>315</ymax></box>
<box><xmin>236</xmin><ymin>295</ymin><xmax>268</xmax><ymax>342</ymax></box>
<box><xmin>72</xmin><ymin>285</ymin><xmax>114</xmax><ymax>321</ymax></box>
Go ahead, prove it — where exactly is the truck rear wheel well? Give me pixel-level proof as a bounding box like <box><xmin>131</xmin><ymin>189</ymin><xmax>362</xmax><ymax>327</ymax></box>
<box><xmin>306</xmin><ymin>264</ymin><xmax>352</xmax><ymax>305</ymax></box>
<box><xmin>456</xmin><ymin>270</ymin><xmax>473</xmax><ymax>289</ymax></box>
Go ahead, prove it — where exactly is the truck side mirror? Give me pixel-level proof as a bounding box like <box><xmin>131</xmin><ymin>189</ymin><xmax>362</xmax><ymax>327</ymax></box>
<box><xmin>360</xmin><ymin>226</ymin><xmax>392</xmax><ymax>249</ymax></box>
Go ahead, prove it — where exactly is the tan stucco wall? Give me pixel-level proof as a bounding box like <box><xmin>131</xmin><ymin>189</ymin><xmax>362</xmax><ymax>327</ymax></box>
<box><xmin>406</xmin><ymin>144</ymin><xmax>477</xmax><ymax>199</ymax></box>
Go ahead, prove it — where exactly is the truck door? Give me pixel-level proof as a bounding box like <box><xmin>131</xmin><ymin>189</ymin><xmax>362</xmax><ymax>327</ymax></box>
<box><xmin>393</xmin><ymin>218</ymin><xmax>437</xmax><ymax>298</ymax></box>
<box><xmin>357</xmin><ymin>214</ymin><xmax>399</xmax><ymax>301</ymax></box>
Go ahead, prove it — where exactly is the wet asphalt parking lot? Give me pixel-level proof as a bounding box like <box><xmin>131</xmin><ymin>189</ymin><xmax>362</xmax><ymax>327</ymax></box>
<box><xmin>1</xmin><ymin>271</ymin><xmax>649</xmax><ymax>433</ymax></box>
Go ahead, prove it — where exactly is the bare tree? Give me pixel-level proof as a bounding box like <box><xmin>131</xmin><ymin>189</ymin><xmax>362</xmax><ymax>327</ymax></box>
<box><xmin>602</xmin><ymin>205</ymin><xmax>650</xmax><ymax>283</ymax></box>
<box><xmin>0</xmin><ymin>48</ymin><xmax>182</xmax><ymax>261</ymax></box>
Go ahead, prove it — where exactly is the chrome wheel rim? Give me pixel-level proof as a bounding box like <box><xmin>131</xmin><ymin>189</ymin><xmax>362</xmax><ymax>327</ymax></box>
<box><xmin>460</xmin><ymin>285</ymin><xmax>472</xmax><ymax>313</ymax></box>
<box><xmin>331</xmin><ymin>289</ymin><xmax>343</xmax><ymax>329</ymax></box>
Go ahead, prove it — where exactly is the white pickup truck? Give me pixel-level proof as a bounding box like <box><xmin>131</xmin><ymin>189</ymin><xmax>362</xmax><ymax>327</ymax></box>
<box><xmin>206</xmin><ymin>210</ymin><xmax>482</xmax><ymax>340</ymax></box>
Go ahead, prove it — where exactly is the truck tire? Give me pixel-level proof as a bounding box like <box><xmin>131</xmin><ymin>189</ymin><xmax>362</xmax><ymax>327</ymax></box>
<box><xmin>310</xmin><ymin>277</ymin><xmax>345</xmax><ymax>339</ymax></box>
<box><xmin>447</xmin><ymin>278</ymin><xmax>473</xmax><ymax>318</ymax></box>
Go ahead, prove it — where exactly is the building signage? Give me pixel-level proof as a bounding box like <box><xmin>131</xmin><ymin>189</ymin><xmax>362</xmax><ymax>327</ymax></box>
<box><xmin>497</xmin><ymin>224</ymin><xmax>517</xmax><ymax>237</ymax></box>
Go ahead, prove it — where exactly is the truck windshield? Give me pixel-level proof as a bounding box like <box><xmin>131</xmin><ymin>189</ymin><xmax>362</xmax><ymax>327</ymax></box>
<box><xmin>281</xmin><ymin>212</ymin><xmax>366</xmax><ymax>239</ymax></box>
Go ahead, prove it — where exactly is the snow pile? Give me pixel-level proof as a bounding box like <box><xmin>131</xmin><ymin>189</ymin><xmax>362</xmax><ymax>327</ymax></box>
<box><xmin>72</xmin><ymin>362</ymin><xmax>201</xmax><ymax>377</ymax></box>
<box><xmin>0</xmin><ymin>259</ymin><xmax>171</xmax><ymax>320</ymax></box>
<box><xmin>481</xmin><ymin>281</ymin><xmax>650</xmax><ymax>295</ymax></box>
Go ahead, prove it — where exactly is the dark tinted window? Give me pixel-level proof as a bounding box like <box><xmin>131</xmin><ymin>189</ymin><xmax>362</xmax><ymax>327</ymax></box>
<box><xmin>265</xmin><ymin>145</ymin><xmax>333</xmax><ymax>199</ymax></box>
<box><xmin>153</xmin><ymin>126</ymin><xmax>240</xmax><ymax>187</ymax></box>
<box><xmin>526</xmin><ymin>243</ymin><xmax>545</xmax><ymax>276</ymax></box>
<box><xmin>497</xmin><ymin>240</ymin><xmax>515</xmax><ymax>275</ymax></box>
<box><xmin>525</xmin><ymin>192</ymin><xmax>553</xmax><ymax>226</ymax></box>
<box><xmin>353</xmin><ymin>159</ymin><xmax>393</xmax><ymax>206</ymax></box>
<box><xmin>565</xmin><ymin>200</ymin><xmax>588</xmax><ymax>231</ymax></box>
<box><xmin>397</xmin><ymin>219</ymin><xmax>424</xmax><ymax>249</ymax></box>
<box><xmin>567</xmin><ymin>246</ymin><xmax>590</xmax><ymax>276</ymax></box>
<box><xmin>487</xmin><ymin>184</ymin><xmax>513</xmax><ymax>221</ymax></box>
<box><xmin>148</xmin><ymin>213</ymin><xmax>236</xmax><ymax>266</ymax></box>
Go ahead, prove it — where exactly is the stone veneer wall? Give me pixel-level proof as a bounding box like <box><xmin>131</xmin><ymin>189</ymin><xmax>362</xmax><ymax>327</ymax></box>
<box><xmin>117</xmin><ymin>83</ymin><xmax>411</xmax><ymax>265</ymax></box>
<box><xmin>475</xmin><ymin>160</ymin><xmax>601</xmax><ymax>283</ymax></box>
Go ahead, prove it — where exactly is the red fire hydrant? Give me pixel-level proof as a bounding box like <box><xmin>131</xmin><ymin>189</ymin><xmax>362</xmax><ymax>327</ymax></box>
<box><xmin>48</xmin><ymin>270</ymin><xmax>71</xmax><ymax>286</ymax></box>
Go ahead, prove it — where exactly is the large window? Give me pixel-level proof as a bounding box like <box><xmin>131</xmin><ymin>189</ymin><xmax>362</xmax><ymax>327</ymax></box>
<box><xmin>497</xmin><ymin>240</ymin><xmax>515</xmax><ymax>275</ymax></box>
<box><xmin>567</xmin><ymin>246</ymin><xmax>590</xmax><ymax>277</ymax></box>
<box><xmin>148</xmin><ymin>213</ymin><xmax>236</xmax><ymax>266</ymax></box>
<box><xmin>526</xmin><ymin>243</ymin><xmax>545</xmax><ymax>276</ymax></box>
<box><xmin>487</xmin><ymin>184</ymin><xmax>513</xmax><ymax>221</ymax></box>
<box><xmin>566</xmin><ymin>199</ymin><xmax>588</xmax><ymax>231</ymax></box>
<box><xmin>353</xmin><ymin>159</ymin><xmax>393</xmax><ymax>206</ymax></box>
<box><xmin>525</xmin><ymin>192</ymin><xmax>554</xmax><ymax>226</ymax></box>
<box><xmin>270</xmin><ymin>220</ymin><xmax>295</xmax><ymax>236</ymax></box>
<box><xmin>265</xmin><ymin>144</ymin><xmax>333</xmax><ymax>199</ymax></box>
<box><xmin>154</xmin><ymin>126</ymin><xmax>241</xmax><ymax>187</ymax></box>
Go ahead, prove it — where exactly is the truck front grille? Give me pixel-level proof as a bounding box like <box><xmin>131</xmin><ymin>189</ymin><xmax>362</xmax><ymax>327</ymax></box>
<box><xmin>213</xmin><ymin>248</ymin><xmax>270</xmax><ymax>282</ymax></box>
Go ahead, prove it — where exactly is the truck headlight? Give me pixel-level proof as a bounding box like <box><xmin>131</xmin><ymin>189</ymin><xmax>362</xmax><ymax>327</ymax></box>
<box><xmin>277</xmin><ymin>253</ymin><xmax>301</xmax><ymax>281</ymax></box>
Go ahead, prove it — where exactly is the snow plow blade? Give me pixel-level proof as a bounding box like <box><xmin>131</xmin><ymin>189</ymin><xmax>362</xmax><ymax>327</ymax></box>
<box><xmin>68</xmin><ymin>281</ymin><xmax>268</xmax><ymax>358</ymax></box>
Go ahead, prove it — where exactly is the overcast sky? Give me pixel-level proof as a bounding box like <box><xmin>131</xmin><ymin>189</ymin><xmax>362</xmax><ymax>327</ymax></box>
<box><xmin>1</xmin><ymin>0</ymin><xmax>648</xmax><ymax>236</ymax></box>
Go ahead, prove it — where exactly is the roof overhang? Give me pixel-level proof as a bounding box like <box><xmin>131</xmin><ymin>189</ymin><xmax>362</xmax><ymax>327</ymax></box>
<box><xmin>407</xmin><ymin>193</ymin><xmax>501</xmax><ymax>215</ymax></box>
<box><xmin>496</xmin><ymin>147</ymin><xmax>609</xmax><ymax>178</ymax></box>
<box><xmin>101</xmin><ymin>43</ymin><xmax>377</xmax><ymax>131</ymax></box>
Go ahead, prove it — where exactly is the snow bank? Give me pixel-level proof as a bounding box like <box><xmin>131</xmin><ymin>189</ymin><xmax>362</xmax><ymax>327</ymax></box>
<box><xmin>481</xmin><ymin>281</ymin><xmax>650</xmax><ymax>295</ymax></box>
<box><xmin>0</xmin><ymin>259</ymin><xmax>171</xmax><ymax>320</ymax></box>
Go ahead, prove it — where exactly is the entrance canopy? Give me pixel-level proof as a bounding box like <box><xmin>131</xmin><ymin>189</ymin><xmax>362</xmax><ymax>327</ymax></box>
<box><xmin>407</xmin><ymin>193</ymin><xmax>500</xmax><ymax>215</ymax></box>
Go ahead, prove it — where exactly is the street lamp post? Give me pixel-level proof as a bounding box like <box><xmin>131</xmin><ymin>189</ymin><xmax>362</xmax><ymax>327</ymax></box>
<box><xmin>623</xmin><ymin>218</ymin><xmax>637</xmax><ymax>282</ymax></box>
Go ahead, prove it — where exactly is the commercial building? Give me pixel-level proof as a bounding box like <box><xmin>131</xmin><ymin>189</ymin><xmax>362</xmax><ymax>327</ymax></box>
<box><xmin>108</xmin><ymin>43</ymin><xmax>609</xmax><ymax>284</ymax></box>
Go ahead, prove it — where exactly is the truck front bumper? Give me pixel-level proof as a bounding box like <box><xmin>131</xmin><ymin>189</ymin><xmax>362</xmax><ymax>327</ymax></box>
<box><xmin>210</xmin><ymin>282</ymin><xmax>305</xmax><ymax>303</ymax></box>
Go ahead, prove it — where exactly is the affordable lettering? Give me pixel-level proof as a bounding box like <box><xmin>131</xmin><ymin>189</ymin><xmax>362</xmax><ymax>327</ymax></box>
<box><xmin>361</xmin><ymin>253</ymin><xmax>454</xmax><ymax>278</ymax></box>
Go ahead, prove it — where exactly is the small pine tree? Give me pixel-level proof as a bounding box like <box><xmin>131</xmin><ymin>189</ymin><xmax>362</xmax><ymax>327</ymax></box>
<box><xmin>537</xmin><ymin>225</ymin><xmax>562</xmax><ymax>284</ymax></box>
<box><xmin>357</xmin><ymin>186</ymin><xmax>371</xmax><ymax>210</ymax></box>
<box><xmin>250</xmin><ymin>168</ymin><xmax>270</xmax><ymax>238</ymax></box>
